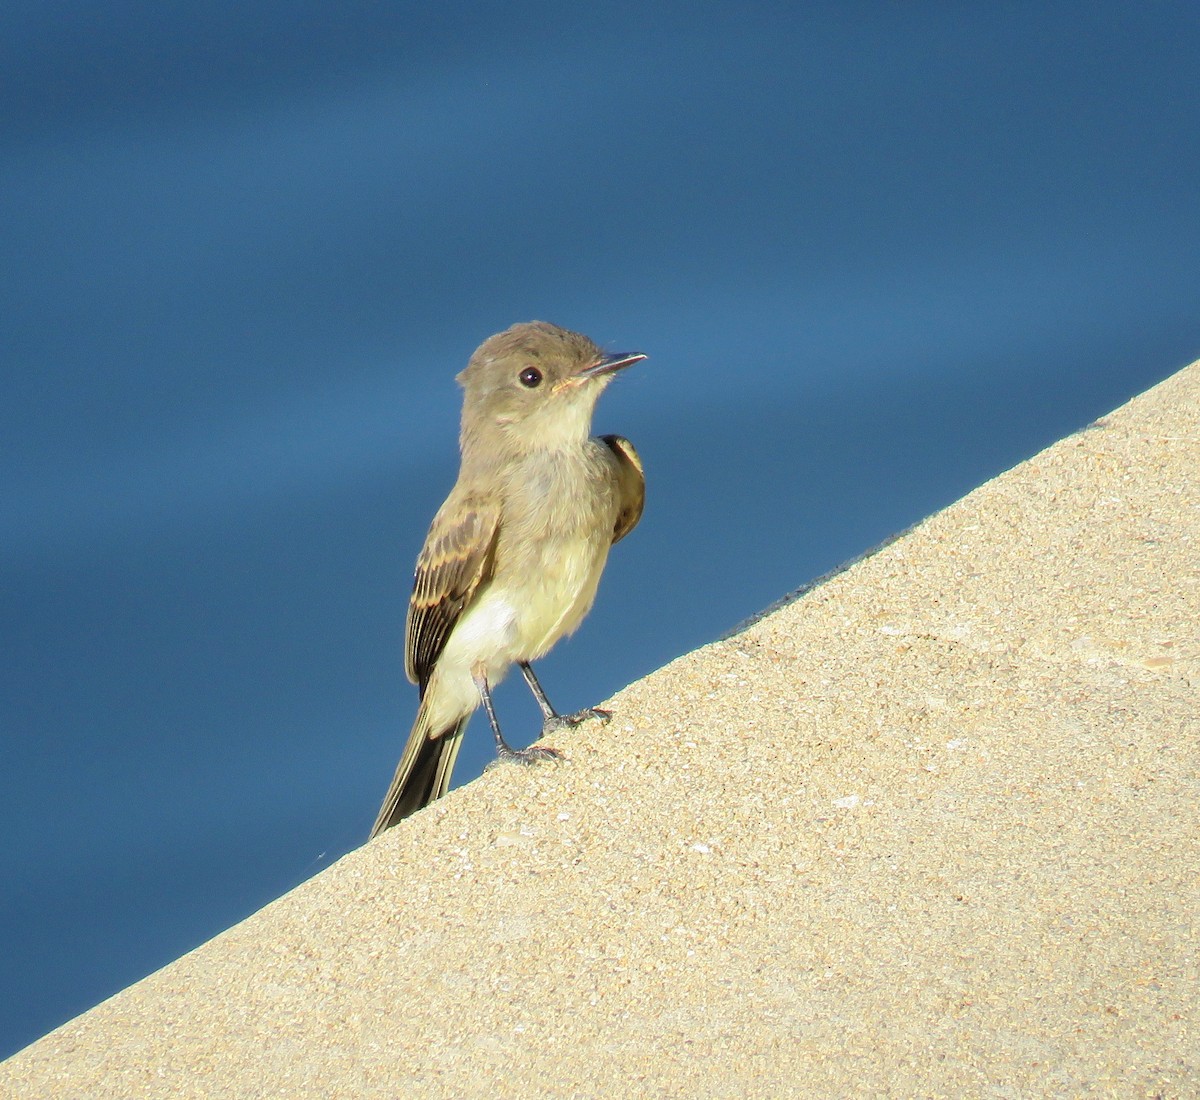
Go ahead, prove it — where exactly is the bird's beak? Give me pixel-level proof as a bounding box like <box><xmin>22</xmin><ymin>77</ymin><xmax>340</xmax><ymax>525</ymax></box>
<box><xmin>577</xmin><ymin>351</ymin><xmax>647</xmax><ymax>379</ymax></box>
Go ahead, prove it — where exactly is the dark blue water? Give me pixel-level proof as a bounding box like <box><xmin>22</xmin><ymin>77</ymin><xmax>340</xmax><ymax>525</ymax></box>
<box><xmin>3</xmin><ymin>2</ymin><xmax>1198</xmax><ymax>1058</ymax></box>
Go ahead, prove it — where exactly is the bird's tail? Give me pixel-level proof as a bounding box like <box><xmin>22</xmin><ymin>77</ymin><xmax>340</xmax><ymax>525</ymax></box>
<box><xmin>369</xmin><ymin>703</ymin><xmax>467</xmax><ymax>839</ymax></box>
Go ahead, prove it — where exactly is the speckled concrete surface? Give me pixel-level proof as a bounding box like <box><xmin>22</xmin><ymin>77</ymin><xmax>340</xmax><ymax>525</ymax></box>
<box><xmin>3</xmin><ymin>363</ymin><xmax>1197</xmax><ymax>1098</ymax></box>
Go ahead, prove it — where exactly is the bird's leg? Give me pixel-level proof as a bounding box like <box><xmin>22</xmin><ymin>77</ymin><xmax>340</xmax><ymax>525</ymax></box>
<box><xmin>519</xmin><ymin>662</ymin><xmax>612</xmax><ymax>738</ymax></box>
<box><xmin>472</xmin><ymin>668</ymin><xmax>561</xmax><ymax>766</ymax></box>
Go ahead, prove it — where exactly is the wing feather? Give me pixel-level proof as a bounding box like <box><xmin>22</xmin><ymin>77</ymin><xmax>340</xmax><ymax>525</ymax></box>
<box><xmin>599</xmin><ymin>434</ymin><xmax>645</xmax><ymax>544</ymax></box>
<box><xmin>404</xmin><ymin>490</ymin><xmax>501</xmax><ymax>690</ymax></box>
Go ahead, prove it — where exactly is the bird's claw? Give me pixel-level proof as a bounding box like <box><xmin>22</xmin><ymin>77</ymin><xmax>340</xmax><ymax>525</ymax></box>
<box><xmin>488</xmin><ymin>743</ymin><xmax>563</xmax><ymax>771</ymax></box>
<box><xmin>541</xmin><ymin>707</ymin><xmax>611</xmax><ymax>736</ymax></box>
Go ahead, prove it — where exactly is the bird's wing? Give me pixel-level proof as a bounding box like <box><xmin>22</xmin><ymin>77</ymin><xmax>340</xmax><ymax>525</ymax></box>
<box><xmin>599</xmin><ymin>434</ymin><xmax>645</xmax><ymax>544</ymax></box>
<box><xmin>404</xmin><ymin>489</ymin><xmax>501</xmax><ymax>690</ymax></box>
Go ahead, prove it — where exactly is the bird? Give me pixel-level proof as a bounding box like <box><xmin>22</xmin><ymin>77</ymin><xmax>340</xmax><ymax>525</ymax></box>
<box><xmin>369</xmin><ymin>321</ymin><xmax>645</xmax><ymax>837</ymax></box>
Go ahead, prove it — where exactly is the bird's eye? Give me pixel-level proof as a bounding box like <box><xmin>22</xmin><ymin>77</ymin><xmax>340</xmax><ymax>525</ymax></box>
<box><xmin>519</xmin><ymin>366</ymin><xmax>543</xmax><ymax>388</ymax></box>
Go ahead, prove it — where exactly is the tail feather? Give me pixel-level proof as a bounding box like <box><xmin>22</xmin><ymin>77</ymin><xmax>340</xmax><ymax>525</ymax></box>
<box><xmin>369</xmin><ymin>705</ymin><xmax>468</xmax><ymax>838</ymax></box>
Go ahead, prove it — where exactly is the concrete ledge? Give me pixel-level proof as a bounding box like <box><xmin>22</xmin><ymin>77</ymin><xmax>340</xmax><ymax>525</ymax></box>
<box><xmin>3</xmin><ymin>362</ymin><xmax>1197</xmax><ymax>1097</ymax></box>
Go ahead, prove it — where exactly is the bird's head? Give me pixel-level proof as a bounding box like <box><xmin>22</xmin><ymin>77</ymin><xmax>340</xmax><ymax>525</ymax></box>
<box><xmin>457</xmin><ymin>321</ymin><xmax>644</xmax><ymax>452</ymax></box>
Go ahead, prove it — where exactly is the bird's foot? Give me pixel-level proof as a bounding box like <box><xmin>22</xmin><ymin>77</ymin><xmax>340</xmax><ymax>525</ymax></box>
<box><xmin>541</xmin><ymin>707</ymin><xmax>611</xmax><ymax>737</ymax></box>
<box><xmin>487</xmin><ymin>743</ymin><xmax>563</xmax><ymax>771</ymax></box>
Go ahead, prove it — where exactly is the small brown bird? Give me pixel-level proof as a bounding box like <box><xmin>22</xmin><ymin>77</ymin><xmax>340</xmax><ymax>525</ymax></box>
<box><xmin>370</xmin><ymin>321</ymin><xmax>645</xmax><ymax>837</ymax></box>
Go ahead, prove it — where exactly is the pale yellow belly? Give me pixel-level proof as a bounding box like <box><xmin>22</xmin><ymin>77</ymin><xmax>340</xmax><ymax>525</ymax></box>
<box><xmin>513</xmin><ymin>532</ymin><xmax>611</xmax><ymax>657</ymax></box>
<box><xmin>423</xmin><ymin>534</ymin><xmax>610</xmax><ymax>729</ymax></box>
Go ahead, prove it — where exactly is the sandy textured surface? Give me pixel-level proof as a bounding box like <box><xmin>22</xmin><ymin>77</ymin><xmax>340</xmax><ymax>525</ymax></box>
<box><xmin>3</xmin><ymin>363</ymin><xmax>1197</xmax><ymax>1098</ymax></box>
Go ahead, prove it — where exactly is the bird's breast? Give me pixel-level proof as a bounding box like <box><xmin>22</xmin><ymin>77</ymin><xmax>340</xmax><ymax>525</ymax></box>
<box><xmin>495</xmin><ymin>444</ymin><xmax>620</xmax><ymax>657</ymax></box>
